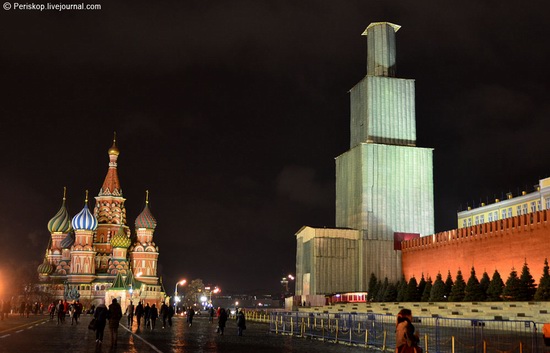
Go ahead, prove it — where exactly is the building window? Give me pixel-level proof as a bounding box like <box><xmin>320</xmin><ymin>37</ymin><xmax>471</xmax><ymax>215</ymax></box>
<box><xmin>462</xmin><ymin>220</ymin><xmax>466</xmax><ymax>228</ymax></box>
<box><xmin>480</xmin><ymin>215</ymin><xmax>485</xmax><ymax>223</ymax></box>
<box><xmin>468</xmin><ymin>219</ymin><xmax>472</xmax><ymax>227</ymax></box>
<box><xmin>502</xmin><ymin>210</ymin><xmax>507</xmax><ymax>219</ymax></box>
<box><xmin>531</xmin><ymin>202</ymin><xmax>536</xmax><ymax>213</ymax></box>
<box><xmin>488</xmin><ymin>213</ymin><xmax>493</xmax><ymax>222</ymax></box>
<box><xmin>494</xmin><ymin>211</ymin><xmax>498</xmax><ymax>220</ymax></box>
<box><xmin>523</xmin><ymin>204</ymin><xmax>528</xmax><ymax>214</ymax></box>
<box><xmin>547</xmin><ymin>199</ymin><xmax>550</xmax><ymax>209</ymax></box>
<box><xmin>475</xmin><ymin>216</ymin><xmax>479</xmax><ymax>225</ymax></box>
<box><xmin>517</xmin><ymin>206</ymin><xmax>522</xmax><ymax>216</ymax></box>
<box><xmin>537</xmin><ymin>201</ymin><xmax>541</xmax><ymax>211</ymax></box>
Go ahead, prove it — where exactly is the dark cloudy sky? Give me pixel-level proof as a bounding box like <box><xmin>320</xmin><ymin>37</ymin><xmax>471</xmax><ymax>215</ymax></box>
<box><xmin>1</xmin><ymin>1</ymin><xmax>550</xmax><ymax>295</ymax></box>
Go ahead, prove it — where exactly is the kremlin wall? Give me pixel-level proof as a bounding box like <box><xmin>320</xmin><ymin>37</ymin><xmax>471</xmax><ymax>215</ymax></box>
<box><xmin>402</xmin><ymin>209</ymin><xmax>550</xmax><ymax>284</ymax></box>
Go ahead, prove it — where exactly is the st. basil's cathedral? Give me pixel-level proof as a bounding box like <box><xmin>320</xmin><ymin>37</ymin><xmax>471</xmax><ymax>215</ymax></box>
<box><xmin>35</xmin><ymin>137</ymin><xmax>165</xmax><ymax>310</ymax></box>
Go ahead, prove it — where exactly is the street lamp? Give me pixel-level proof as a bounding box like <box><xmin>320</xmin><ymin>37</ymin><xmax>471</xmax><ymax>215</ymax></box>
<box><xmin>174</xmin><ymin>279</ymin><xmax>187</xmax><ymax>312</ymax></box>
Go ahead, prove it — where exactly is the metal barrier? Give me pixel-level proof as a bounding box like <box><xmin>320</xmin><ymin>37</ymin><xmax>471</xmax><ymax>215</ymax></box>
<box><xmin>268</xmin><ymin>312</ymin><xmax>539</xmax><ymax>353</ymax></box>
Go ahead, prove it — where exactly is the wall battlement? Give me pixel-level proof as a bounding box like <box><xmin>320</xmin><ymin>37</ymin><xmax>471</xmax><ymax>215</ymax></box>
<box><xmin>401</xmin><ymin>210</ymin><xmax>550</xmax><ymax>282</ymax></box>
<box><xmin>402</xmin><ymin>209</ymin><xmax>550</xmax><ymax>251</ymax></box>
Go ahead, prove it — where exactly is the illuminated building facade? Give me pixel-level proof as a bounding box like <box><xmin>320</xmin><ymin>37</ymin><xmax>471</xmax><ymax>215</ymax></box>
<box><xmin>36</xmin><ymin>137</ymin><xmax>165</xmax><ymax>310</ymax></box>
<box><xmin>295</xmin><ymin>22</ymin><xmax>434</xmax><ymax>300</ymax></box>
<box><xmin>457</xmin><ymin>177</ymin><xmax>550</xmax><ymax>228</ymax></box>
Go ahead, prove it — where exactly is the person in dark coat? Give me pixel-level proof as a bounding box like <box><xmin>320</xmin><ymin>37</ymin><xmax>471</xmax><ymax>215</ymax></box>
<box><xmin>186</xmin><ymin>306</ymin><xmax>195</xmax><ymax>327</ymax></box>
<box><xmin>236</xmin><ymin>308</ymin><xmax>246</xmax><ymax>336</ymax></box>
<box><xmin>395</xmin><ymin>308</ymin><xmax>420</xmax><ymax>353</ymax></box>
<box><xmin>72</xmin><ymin>300</ymin><xmax>82</xmax><ymax>325</ymax></box>
<box><xmin>144</xmin><ymin>303</ymin><xmax>151</xmax><ymax>328</ymax></box>
<box><xmin>209</xmin><ymin>307</ymin><xmax>215</xmax><ymax>323</ymax></box>
<box><xmin>56</xmin><ymin>300</ymin><xmax>65</xmax><ymax>325</ymax></box>
<box><xmin>167</xmin><ymin>305</ymin><xmax>175</xmax><ymax>327</ymax></box>
<box><xmin>149</xmin><ymin>304</ymin><xmax>159</xmax><ymax>330</ymax></box>
<box><xmin>135</xmin><ymin>301</ymin><xmax>144</xmax><ymax>329</ymax></box>
<box><xmin>108</xmin><ymin>298</ymin><xmax>123</xmax><ymax>347</ymax></box>
<box><xmin>160</xmin><ymin>302</ymin><xmax>168</xmax><ymax>328</ymax></box>
<box><xmin>93</xmin><ymin>301</ymin><xmax>108</xmax><ymax>345</ymax></box>
<box><xmin>126</xmin><ymin>301</ymin><xmax>135</xmax><ymax>327</ymax></box>
<box><xmin>217</xmin><ymin>308</ymin><xmax>228</xmax><ymax>335</ymax></box>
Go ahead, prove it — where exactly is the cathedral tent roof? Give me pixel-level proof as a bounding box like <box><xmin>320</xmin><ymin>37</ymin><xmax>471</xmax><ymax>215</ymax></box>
<box><xmin>109</xmin><ymin>271</ymin><xmax>126</xmax><ymax>290</ymax></box>
<box><xmin>124</xmin><ymin>271</ymin><xmax>143</xmax><ymax>290</ymax></box>
<box><xmin>99</xmin><ymin>134</ymin><xmax>122</xmax><ymax>197</ymax></box>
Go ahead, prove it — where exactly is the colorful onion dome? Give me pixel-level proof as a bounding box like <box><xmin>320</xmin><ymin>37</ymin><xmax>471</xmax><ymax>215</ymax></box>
<box><xmin>37</xmin><ymin>258</ymin><xmax>53</xmax><ymax>274</ymax></box>
<box><xmin>71</xmin><ymin>191</ymin><xmax>98</xmax><ymax>231</ymax></box>
<box><xmin>135</xmin><ymin>190</ymin><xmax>157</xmax><ymax>229</ymax></box>
<box><xmin>111</xmin><ymin>227</ymin><xmax>131</xmax><ymax>248</ymax></box>
<box><xmin>60</xmin><ymin>230</ymin><xmax>75</xmax><ymax>248</ymax></box>
<box><xmin>108</xmin><ymin>132</ymin><xmax>120</xmax><ymax>156</ymax></box>
<box><xmin>47</xmin><ymin>188</ymin><xmax>71</xmax><ymax>233</ymax></box>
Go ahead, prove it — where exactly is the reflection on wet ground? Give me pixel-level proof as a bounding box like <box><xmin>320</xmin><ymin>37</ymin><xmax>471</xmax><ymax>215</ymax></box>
<box><xmin>0</xmin><ymin>314</ymin><xmax>378</xmax><ymax>352</ymax></box>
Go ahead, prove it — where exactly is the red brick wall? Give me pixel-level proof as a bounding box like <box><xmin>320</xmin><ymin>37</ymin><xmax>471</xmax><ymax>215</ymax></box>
<box><xmin>402</xmin><ymin>210</ymin><xmax>550</xmax><ymax>283</ymax></box>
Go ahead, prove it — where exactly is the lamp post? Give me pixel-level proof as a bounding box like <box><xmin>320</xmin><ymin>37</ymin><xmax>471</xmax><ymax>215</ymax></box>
<box><xmin>174</xmin><ymin>279</ymin><xmax>187</xmax><ymax>313</ymax></box>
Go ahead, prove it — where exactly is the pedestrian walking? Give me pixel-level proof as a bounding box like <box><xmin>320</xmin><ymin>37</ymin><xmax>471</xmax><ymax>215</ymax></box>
<box><xmin>126</xmin><ymin>301</ymin><xmax>135</xmax><ymax>327</ymax></box>
<box><xmin>93</xmin><ymin>301</ymin><xmax>108</xmax><ymax>345</ymax></box>
<box><xmin>160</xmin><ymin>302</ymin><xmax>168</xmax><ymax>328</ymax></box>
<box><xmin>149</xmin><ymin>304</ymin><xmax>158</xmax><ymax>330</ymax></box>
<box><xmin>144</xmin><ymin>303</ymin><xmax>151</xmax><ymax>328</ymax></box>
<box><xmin>73</xmin><ymin>300</ymin><xmax>82</xmax><ymax>325</ymax></box>
<box><xmin>395</xmin><ymin>308</ymin><xmax>421</xmax><ymax>353</ymax></box>
<box><xmin>108</xmin><ymin>298</ymin><xmax>123</xmax><ymax>347</ymax></box>
<box><xmin>186</xmin><ymin>306</ymin><xmax>195</xmax><ymax>327</ymax></box>
<box><xmin>167</xmin><ymin>304</ymin><xmax>174</xmax><ymax>327</ymax></box>
<box><xmin>236</xmin><ymin>308</ymin><xmax>246</xmax><ymax>336</ymax></box>
<box><xmin>208</xmin><ymin>307</ymin><xmax>215</xmax><ymax>323</ymax></box>
<box><xmin>48</xmin><ymin>301</ymin><xmax>55</xmax><ymax>320</ymax></box>
<box><xmin>217</xmin><ymin>308</ymin><xmax>228</xmax><ymax>335</ymax></box>
<box><xmin>135</xmin><ymin>301</ymin><xmax>144</xmax><ymax>329</ymax></box>
<box><xmin>56</xmin><ymin>300</ymin><xmax>65</xmax><ymax>325</ymax></box>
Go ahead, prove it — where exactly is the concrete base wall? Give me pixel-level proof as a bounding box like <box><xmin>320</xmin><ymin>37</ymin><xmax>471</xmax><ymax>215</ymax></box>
<box><xmin>298</xmin><ymin>301</ymin><xmax>550</xmax><ymax>325</ymax></box>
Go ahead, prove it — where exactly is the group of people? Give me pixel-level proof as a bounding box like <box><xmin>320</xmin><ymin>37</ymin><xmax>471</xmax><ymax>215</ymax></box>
<box><xmin>92</xmin><ymin>298</ymin><xmax>122</xmax><ymax>347</ymax></box>
<box><xmin>124</xmin><ymin>301</ymin><xmax>170</xmax><ymax>330</ymax></box>
<box><xmin>47</xmin><ymin>299</ymin><xmax>83</xmax><ymax>325</ymax></box>
<box><xmin>0</xmin><ymin>299</ymin><xmax>12</xmax><ymax>320</ymax></box>
<box><xmin>211</xmin><ymin>307</ymin><xmax>246</xmax><ymax>336</ymax></box>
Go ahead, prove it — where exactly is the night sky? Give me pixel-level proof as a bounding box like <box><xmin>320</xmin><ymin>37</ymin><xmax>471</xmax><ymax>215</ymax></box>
<box><xmin>2</xmin><ymin>1</ymin><xmax>550</xmax><ymax>295</ymax></box>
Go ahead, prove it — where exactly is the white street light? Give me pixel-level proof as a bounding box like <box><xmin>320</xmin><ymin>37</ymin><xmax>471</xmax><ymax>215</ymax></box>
<box><xmin>174</xmin><ymin>279</ymin><xmax>187</xmax><ymax>311</ymax></box>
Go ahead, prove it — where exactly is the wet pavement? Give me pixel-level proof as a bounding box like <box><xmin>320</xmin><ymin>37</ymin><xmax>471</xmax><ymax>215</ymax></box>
<box><xmin>0</xmin><ymin>314</ymin><xmax>378</xmax><ymax>353</ymax></box>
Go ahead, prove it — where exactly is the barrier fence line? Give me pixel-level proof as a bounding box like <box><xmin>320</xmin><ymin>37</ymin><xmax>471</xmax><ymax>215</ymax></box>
<box><xmin>261</xmin><ymin>311</ymin><xmax>540</xmax><ymax>353</ymax></box>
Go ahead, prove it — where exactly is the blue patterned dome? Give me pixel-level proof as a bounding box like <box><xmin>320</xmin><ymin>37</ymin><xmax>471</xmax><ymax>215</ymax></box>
<box><xmin>71</xmin><ymin>201</ymin><xmax>98</xmax><ymax>231</ymax></box>
<box><xmin>60</xmin><ymin>230</ymin><xmax>75</xmax><ymax>248</ymax></box>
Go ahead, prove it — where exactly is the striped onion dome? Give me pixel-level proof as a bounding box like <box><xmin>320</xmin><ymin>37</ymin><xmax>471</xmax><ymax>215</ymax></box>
<box><xmin>71</xmin><ymin>192</ymin><xmax>98</xmax><ymax>231</ymax></box>
<box><xmin>135</xmin><ymin>191</ymin><xmax>157</xmax><ymax>229</ymax></box>
<box><xmin>47</xmin><ymin>189</ymin><xmax>71</xmax><ymax>233</ymax></box>
<box><xmin>60</xmin><ymin>230</ymin><xmax>75</xmax><ymax>248</ymax></box>
<box><xmin>37</xmin><ymin>258</ymin><xmax>53</xmax><ymax>274</ymax></box>
<box><xmin>111</xmin><ymin>227</ymin><xmax>131</xmax><ymax>248</ymax></box>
